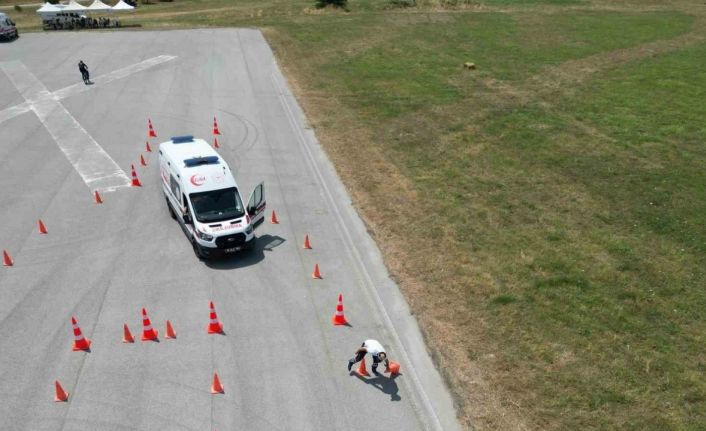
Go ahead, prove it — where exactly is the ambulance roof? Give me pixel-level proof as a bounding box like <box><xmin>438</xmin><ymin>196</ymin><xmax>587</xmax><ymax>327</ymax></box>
<box><xmin>159</xmin><ymin>136</ymin><xmax>237</xmax><ymax>194</ymax></box>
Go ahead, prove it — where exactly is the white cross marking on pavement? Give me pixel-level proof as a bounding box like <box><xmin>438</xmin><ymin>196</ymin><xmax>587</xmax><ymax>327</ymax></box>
<box><xmin>0</xmin><ymin>55</ymin><xmax>177</xmax><ymax>191</ymax></box>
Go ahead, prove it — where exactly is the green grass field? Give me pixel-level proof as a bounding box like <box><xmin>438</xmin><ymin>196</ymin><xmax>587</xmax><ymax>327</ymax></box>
<box><xmin>5</xmin><ymin>1</ymin><xmax>706</xmax><ymax>429</ymax></box>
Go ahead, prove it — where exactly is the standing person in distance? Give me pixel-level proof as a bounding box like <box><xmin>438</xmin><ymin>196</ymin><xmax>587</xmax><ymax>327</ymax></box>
<box><xmin>348</xmin><ymin>339</ymin><xmax>390</xmax><ymax>375</ymax></box>
<box><xmin>78</xmin><ymin>60</ymin><xmax>90</xmax><ymax>85</ymax></box>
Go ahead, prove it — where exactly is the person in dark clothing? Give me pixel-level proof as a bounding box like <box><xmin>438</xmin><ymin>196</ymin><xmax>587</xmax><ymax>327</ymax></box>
<box><xmin>78</xmin><ymin>60</ymin><xmax>90</xmax><ymax>85</ymax></box>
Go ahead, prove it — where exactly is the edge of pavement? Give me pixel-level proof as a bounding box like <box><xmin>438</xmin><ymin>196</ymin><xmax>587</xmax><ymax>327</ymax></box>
<box><xmin>268</xmin><ymin>51</ymin><xmax>462</xmax><ymax>431</ymax></box>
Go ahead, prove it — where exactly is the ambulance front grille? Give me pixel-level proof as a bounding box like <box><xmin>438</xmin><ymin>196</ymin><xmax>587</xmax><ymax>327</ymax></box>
<box><xmin>216</xmin><ymin>233</ymin><xmax>246</xmax><ymax>248</ymax></box>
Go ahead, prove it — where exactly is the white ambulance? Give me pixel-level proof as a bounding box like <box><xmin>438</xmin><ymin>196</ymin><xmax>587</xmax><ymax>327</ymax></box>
<box><xmin>159</xmin><ymin>135</ymin><xmax>266</xmax><ymax>259</ymax></box>
<box><xmin>0</xmin><ymin>13</ymin><xmax>18</xmax><ymax>41</ymax></box>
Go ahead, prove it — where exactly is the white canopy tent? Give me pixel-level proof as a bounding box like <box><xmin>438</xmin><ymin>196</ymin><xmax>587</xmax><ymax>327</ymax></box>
<box><xmin>63</xmin><ymin>0</ymin><xmax>88</xmax><ymax>12</ymax></box>
<box><xmin>36</xmin><ymin>2</ymin><xmax>66</xmax><ymax>20</ymax></box>
<box><xmin>36</xmin><ymin>2</ymin><xmax>63</xmax><ymax>14</ymax></box>
<box><xmin>111</xmin><ymin>0</ymin><xmax>135</xmax><ymax>12</ymax></box>
<box><xmin>86</xmin><ymin>0</ymin><xmax>111</xmax><ymax>12</ymax></box>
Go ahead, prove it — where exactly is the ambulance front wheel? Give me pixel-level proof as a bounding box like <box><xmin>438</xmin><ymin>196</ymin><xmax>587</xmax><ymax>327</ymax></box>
<box><xmin>191</xmin><ymin>239</ymin><xmax>205</xmax><ymax>260</ymax></box>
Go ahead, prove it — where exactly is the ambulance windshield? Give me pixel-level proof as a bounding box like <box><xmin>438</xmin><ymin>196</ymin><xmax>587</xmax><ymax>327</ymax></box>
<box><xmin>189</xmin><ymin>187</ymin><xmax>244</xmax><ymax>223</ymax></box>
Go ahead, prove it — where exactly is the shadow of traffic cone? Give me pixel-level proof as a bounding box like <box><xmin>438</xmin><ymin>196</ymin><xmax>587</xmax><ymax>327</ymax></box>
<box><xmin>145</xmin><ymin>141</ymin><xmax>152</xmax><ymax>152</ymax></box>
<box><xmin>122</xmin><ymin>323</ymin><xmax>135</xmax><ymax>343</ymax></box>
<box><xmin>207</xmin><ymin>301</ymin><xmax>224</xmax><ymax>334</ymax></box>
<box><xmin>38</xmin><ymin>219</ymin><xmax>48</xmax><ymax>235</ymax></box>
<box><xmin>3</xmin><ymin>250</ymin><xmax>13</xmax><ymax>267</ymax></box>
<box><xmin>130</xmin><ymin>164</ymin><xmax>142</xmax><ymax>187</ymax></box>
<box><xmin>213</xmin><ymin>137</ymin><xmax>220</xmax><ymax>149</ymax></box>
<box><xmin>148</xmin><ymin>119</ymin><xmax>157</xmax><ymax>138</ymax></box>
<box><xmin>140</xmin><ymin>154</ymin><xmax>147</xmax><ymax>167</ymax></box>
<box><xmin>312</xmin><ymin>263</ymin><xmax>322</xmax><ymax>279</ymax></box>
<box><xmin>54</xmin><ymin>380</ymin><xmax>69</xmax><ymax>402</ymax></box>
<box><xmin>212</xmin><ymin>117</ymin><xmax>221</xmax><ymax>135</ymax></box>
<box><xmin>357</xmin><ymin>357</ymin><xmax>370</xmax><ymax>377</ymax></box>
<box><xmin>332</xmin><ymin>294</ymin><xmax>348</xmax><ymax>326</ymax></box>
<box><xmin>71</xmin><ymin>316</ymin><xmax>91</xmax><ymax>351</ymax></box>
<box><xmin>165</xmin><ymin>320</ymin><xmax>176</xmax><ymax>339</ymax></box>
<box><xmin>303</xmin><ymin>234</ymin><xmax>312</xmax><ymax>249</ymax></box>
<box><xmin>211</xmin><ymin>372</ymin><xmax>224</xmax><ymax>394</ymax></box>
<box><xmin>270</xmin><ymin>210</ymin><xmax>279</xmax><ymax>224</ymax></box>
<box><xmin>94</xmin><ymin>191</ymin><xmax>103</xmax><ymax>204</ymax></box>
<box><xmin>141</xmin><ymin>308</ymin><xmax>159</xmax><ymax>341</ymax></box>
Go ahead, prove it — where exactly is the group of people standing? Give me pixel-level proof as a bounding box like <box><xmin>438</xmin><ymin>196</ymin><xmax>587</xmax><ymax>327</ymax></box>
<box><xmin>43</xmin><ymin>14</ymin><xmax>120</xmax><ymax>31</ymax></box>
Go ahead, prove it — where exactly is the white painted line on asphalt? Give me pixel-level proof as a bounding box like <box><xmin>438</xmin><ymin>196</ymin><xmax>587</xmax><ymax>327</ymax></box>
<box><xmin>0</xmin><ymin>55</ymin><xmax>177</xmax><ymax>126</ymax></box>
<box><xmin>271</xmin><ymin>70</ymin><xmax>445</xmax><ymax>431</ymax></box>
<box><xmin>52</xmin><ymin>55</ymin><xmax>177</xmax><ymax>101</ymax></box>
<box><xmin>1</xmin><ymin>61</ymin><xmax>131</xmax><ymax>191</ymax></box>
<box><xmin>0</xmin><ymin>102</ymin><xmax>30</xmax><ymax>124</ymax></box>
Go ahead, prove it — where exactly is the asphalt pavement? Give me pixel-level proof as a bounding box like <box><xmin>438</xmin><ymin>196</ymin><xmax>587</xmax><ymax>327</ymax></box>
<box><xmin>0</xmin><ymin>29</ymin><xmax>460</xmax><ymax>431</ymax></box>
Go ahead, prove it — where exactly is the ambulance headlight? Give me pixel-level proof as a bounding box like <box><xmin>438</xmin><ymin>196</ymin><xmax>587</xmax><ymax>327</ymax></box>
<box><xmin>196</xmin><ymin>229</ymin><xmax>213</xmax><ymax>241</ymax></box>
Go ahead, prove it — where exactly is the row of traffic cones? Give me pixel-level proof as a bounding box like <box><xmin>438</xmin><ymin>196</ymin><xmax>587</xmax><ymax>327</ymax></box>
<box><xmin>267</xmin><ymin>208</ymin><xmax>400</xmax><ymax>377</ymax></box>
<box><xmin>56</xmin><ymin>303</ymin><xmax>228</xmax><ymax>402</ymax></box>
<box><xmin>266</xmin><ymin>212</ymin><xmax>342</xmax><ymax>322</ymax></box>
<box><xmin>148</xmin><ymin>117</ymin><xmax>221</xmax><ymax>138</ymax></box>
<box><xmin>2</xmin><ymin>220</ymin><xmax>50</xmax><ymax>267</ymax></box>
<box><xmin>269</xmin><ymin>211</ymin><xmax>322</xmax><ymax>278</ymax></box>
<box><xmin>55</xmin><ymin>371</ymin><xmax>225</xmax><ymax>402</ymax></box>
<box><xmin>72</xmin><ymin>303</ymin><xmax>226</xmax><ymax>348</ymax></box>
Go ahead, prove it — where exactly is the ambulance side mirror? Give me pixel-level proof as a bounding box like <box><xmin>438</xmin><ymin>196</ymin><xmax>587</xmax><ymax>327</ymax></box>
<box><xmin>183</xmin><ymin>213</ymin><xmax>193</xmax><ymax>224</ymax></box>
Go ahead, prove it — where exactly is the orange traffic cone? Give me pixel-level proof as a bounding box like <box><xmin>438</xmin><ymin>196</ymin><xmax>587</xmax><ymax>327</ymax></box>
<box><xmin>3</xmin><ymin>250</ymin><xmax>13</xmax><ymax>267</ymax></box>
<box><xmin>213</xmin><ymin>137</ymin><xmax>220</xmax><ymax>149</ymax></box>
<box><xmin>130</xmin><ymin>164</ymin><xmax>142</xmax><ymax>187</ymax></box>
<box><xmin>38</xmin><ymin>219</ymin><xmax>48</xmax><ymax>235</ymax></box>
<box><xmin>270</xmin><ymin>210</ymin><xmax>279</xmax><ymax>224</ymax></box>
<box><xmin>141</xmin><ymin>308</ymin><xmax>159</xmax><ymax>341</ymax></box>
<box><xmin>357</xmin><ymin>357</ymin><xmax>370</xmax><ymax>377</ymax></box>
<box><xmin>312</xmin><ymin>263</ymin><xmax>322</xmax><ymax>279</ymax></box>
<box><xmin>71</xmin><ymin>316</ymin><xmax>91</xmax><ymax>351</ymax></box>
<box><xmin>332</xmin><ymin>294</ymin><xmax>347</xmax><ymax>326</ymax></box>
<box><xmin>212</xmin><ymin>117</ymin><xmax>221</xmax><ymax>135</ymax></box>
<box><xmin>54</xmin><ymin>380</ymin><xmax>69</xmax><ymax>402</ymax></box>
<box><xmin>140</xmin><ymin>154</ymin><xmax>147</xmax><ymax>167</ymax></box>
<box><xmin>303</xmin><ymin>234</ymin><xmax>312</xmax><ymax>249</ymax></box>
<box><xmin>148</xmin><ymin>119</ymin><xmax>157</xmax><ymax>138</ymax></box>
<box><xmin>165</xmin><ymin>320</ymin><xmax>177</xmax><ymax>339</ymax></box>
<box><xmin>207</xmin><ymin>301</ymin><xmax>224</xmax><ymax>334</ymax></box>
<box><xmin>145</xmin><ymin>141</ymin><xmax>152</xmax><ymax>152</ymax></box>
<box><xmin>386</xmin><ymin>361</ymin><xmax>401</xmax><ymax>376</ymax></box>
<box><xmin>94</xmin><ymin>190</ymin><xmax>103</xmax><ymax>204</ymax></box>
<box><xmin>122</xmin><ymin>323</ymin><xmax>135</xmax><ymax>343</ymax></box>
<box><xmin>211</xmin><ymin>372</ymin><xmax>224</xmax><ymax>394</ymax></box>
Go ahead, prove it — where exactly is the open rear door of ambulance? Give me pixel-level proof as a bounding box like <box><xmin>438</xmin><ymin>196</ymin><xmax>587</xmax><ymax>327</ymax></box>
<box><xmin>247</xmin><ymin>182</ymin><xmax>266</xmax><ymax>228</ymax></box>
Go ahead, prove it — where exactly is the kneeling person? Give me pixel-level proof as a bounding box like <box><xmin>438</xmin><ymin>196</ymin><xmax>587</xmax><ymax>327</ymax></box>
<box><xmin>348</xmin><ymin>339</ymin><xmax>389</xmax><ymax>375</ymax></box>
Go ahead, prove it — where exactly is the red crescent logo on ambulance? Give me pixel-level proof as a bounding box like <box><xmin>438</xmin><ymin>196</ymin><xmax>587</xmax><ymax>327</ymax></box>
<box><xmin>190</xmin><ymin>174</ymin><xmax>206</xmax><ymax>186</ymax></box>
